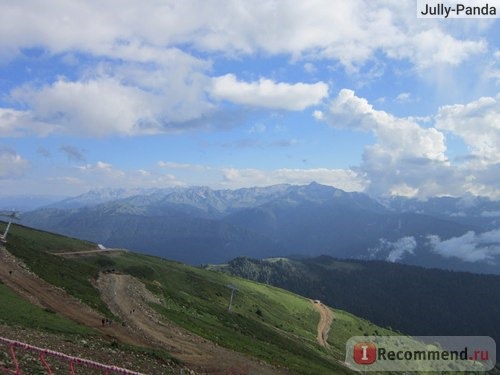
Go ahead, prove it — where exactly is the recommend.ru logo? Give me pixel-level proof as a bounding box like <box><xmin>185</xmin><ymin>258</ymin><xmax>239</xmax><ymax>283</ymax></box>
<box><xmin>346</xmin><ymin>336</ymin><xmax>496</xmax><ymax>372</ymax></box>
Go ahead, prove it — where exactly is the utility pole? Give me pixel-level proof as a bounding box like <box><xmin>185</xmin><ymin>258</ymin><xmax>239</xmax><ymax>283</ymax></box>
<box><xmin>0</xmin><ymin>211</ymin><xmax>19</xmax><ymax>244</ymax></box>
<box><xmin>227</xmin><ymin>284</ymin><xmax>239</xmax><ymax>312</ymax></box>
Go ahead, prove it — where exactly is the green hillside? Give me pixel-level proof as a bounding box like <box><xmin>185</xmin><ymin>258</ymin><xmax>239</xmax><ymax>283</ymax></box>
<box><xmin>1</xmin><ymin>222</ymin><xmax>403</xmax><ymax>374</ymax></box>
<box><xmin>211</xmin><ymin>256</ymin><xmax>500</xmax><ymax>350</ymax></box>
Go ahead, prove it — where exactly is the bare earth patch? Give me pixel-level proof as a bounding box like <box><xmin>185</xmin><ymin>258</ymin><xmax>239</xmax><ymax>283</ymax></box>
<box><xmin>311</xmin><ymin>300</ymin><xmax>333</xmax><ymax>348</ymax></box>
<box><xmin>97</xmin><ymin>273</ymin><xmax>288</xmax><ymax>375</ymax></box>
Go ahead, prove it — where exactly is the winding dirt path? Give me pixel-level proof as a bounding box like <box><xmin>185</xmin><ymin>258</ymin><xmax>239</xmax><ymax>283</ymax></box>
<box><xmin>311</xmin><ymin>300</ymin><xmax>333</xmax><ymax>348</ymax></box>
<box><xmin>97</xmin><ymin>273</ymin><xmax>287</xmax><ymax>375</ymax></box>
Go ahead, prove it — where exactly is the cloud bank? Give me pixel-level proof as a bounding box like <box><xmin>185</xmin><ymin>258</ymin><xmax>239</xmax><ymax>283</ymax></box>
<box><xmin>428</xmin><ymin>229</ymin><xmax>500</xmax><ymax>263</ymax></box>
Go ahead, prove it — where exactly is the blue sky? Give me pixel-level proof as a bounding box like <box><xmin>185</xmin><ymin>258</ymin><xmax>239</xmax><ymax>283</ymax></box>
<box><xmin>0</xmin><ymin>1</ymin><xmax>499</xmax><ymax>198</ymax></box>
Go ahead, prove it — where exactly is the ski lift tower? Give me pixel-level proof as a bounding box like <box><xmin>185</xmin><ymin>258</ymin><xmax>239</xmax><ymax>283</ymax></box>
<box><xmin>0</xmin><ymin>211</ymin><xmax>19</xmax><ymax>244</ymax></box>
<box><xmin>226</xmin><ymin>284</ymin><xmax>239</xmax><ymax>312</ymax></box>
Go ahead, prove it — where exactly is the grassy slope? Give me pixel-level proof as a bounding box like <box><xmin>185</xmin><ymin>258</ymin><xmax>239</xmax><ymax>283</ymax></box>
<box><xmin>0</xmin><ymin>223</ymin><xmax>182</xmax><ymax>374</ymax></box>
<box><xmin>1</xmin><ymin>223</ymin><xmax>402</xmax><ymax>374</ymax></box>
<box><xmin>3</xmin><ymin>222</ymin><xmax>111</xmax><ymax>315</ymax></box>
<box><xmin>0</xmin><ymin>282</ymin><xmax>91</xmax><ymax>336</ymax></box>
<box><xmin>80</xmin><ymin>251</ymin><xmax>400</xmax><ymax>374</ymax></box>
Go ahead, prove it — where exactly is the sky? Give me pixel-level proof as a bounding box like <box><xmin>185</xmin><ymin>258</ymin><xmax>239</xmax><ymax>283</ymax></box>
<box><xmin>0</xmin><ymin>0</ymin><xmax>499</xmax><ymax>199</ymax></box>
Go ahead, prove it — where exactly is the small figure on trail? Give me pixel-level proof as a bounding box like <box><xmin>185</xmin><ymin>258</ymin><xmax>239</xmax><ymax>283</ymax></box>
<box><xmin>101</xmin><ymin>318</ymin><xmax>105</xmax><ymax>327</ymax></box>
<box><xmin>8</xmin><ymin>270</ymin><xmax>12</xmax><ymax>275</ymax></box>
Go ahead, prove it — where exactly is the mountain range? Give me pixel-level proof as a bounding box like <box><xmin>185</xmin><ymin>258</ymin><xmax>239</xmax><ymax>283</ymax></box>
<box><xmin>20</xmin><ymin>182</ymin><xmax>500</xmax><ymax>273</ymax></box>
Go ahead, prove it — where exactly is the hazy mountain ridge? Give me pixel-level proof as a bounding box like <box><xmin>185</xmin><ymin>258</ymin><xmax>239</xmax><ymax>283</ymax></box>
<box><xmin>20</xmin><ymin>183</ymin><xmax>500</xmax><ymax>272</ymax></box>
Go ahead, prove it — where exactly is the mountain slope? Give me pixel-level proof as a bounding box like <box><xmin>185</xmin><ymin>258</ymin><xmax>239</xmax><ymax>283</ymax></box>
<box><xmin>21</xmin><ymin>204</ymin><xmax>284</xmax><ymax>264</ymax></box>
<box><xmin>1</xmin><ymin>222</ymin><xmax>409</xmax><ymax>374</ymax></box>
<box><xmin>213</xmin><ymin>256</ymin><xmax>500</xmax><ymax>355</ymax></box>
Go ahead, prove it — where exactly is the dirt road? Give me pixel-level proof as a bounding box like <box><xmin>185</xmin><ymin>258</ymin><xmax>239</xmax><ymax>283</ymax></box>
<box><xmin>97</xmin><ymin>273</ymin><xmax>288</xmax><ymax>375</ymax></box>
<box><xmin>311</xmin><ymin>301</ymin><xmax>333</xmax><ymax>348</ymax></box>
<box><xmin>0</xmin><ymin>246</ymin><xmax>286</xmax><ymax>374</ymax></box>
<box><xmin>0</xmin><ymin>247</ymin><xmax>143</xmax><ymax>347</ymax></box>
<box><xmin>56</xmin><ymin>248</ymin><xmax>127</xmax><ymax>256</ymax></box>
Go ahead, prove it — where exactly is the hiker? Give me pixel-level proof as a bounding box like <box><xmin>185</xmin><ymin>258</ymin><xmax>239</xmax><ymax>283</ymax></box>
<box><xmin>101</xmin><ymin>318</ymin><xmax>105</xmax><ymax>327</ymax></box>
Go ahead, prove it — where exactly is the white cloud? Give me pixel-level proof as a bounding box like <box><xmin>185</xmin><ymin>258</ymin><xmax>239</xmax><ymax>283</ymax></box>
<box><xmin>0</xmin><ymin>1</ymin><xmax>488</xmax><ymax>73</ymax></box>
<box><xmin>395</xmin><ymin>92</ymin><xmax>411</xmax><ymax>103</ymax></box>
<box><xmin>157</xmin><ymin>161</ymin><xmax>207</xmax><ymax>170</ymax></box>
<box><xmin>220</xmin><ymin>167</ymin><xmax>367</xmax><ymax>191</ymax></box>
<box><xmin>0</xmin><ymin>1</ymin><xmax>493</xmax><ymax>138</ymax></box>
<box><xmin>318</xmin><ymin>89</ymin><xmax>500</xmax><ymax>199</ymax></box>
<box><xmin>323</xmin><ymin>89</ymin><xmax>452</xmax><ymax>197</ymax></box>
<box><xmin>428</xmin><ymin>229</ymin><xmax>500</xmax><ymax>263</ymax></box>
<box><xmin>79</xmin><ymin>161</ymin><xmax>123</xmax><ymax>176</ymax></box>
<box><xmin>7</xmin><ymin>60</ymin><xmax>216</xmax><ymax>137</ymax></box>
<box><xmin>368</xmin><ymin>236</ymin><xmax>417</xmax><ymax>262</ymax></box>
<box><xmin>0</xmin><ymin>108</ymin><xmax>56</xmax><ymax>137</ymax></box>
<box><xmin>210</xmin><ymin>74</ymin><xmax>328</xmax><ymax>110</ymax></box>
<box><xmin>11</xmin><ymin>78</ymin><xmax>159</xmax><ymax>137</ymax></box>
<box><xmin>50</xmin><ymin>161</ymin><xmax>186</xmax><ymax>194</ymax></box>
<box><xmin>0</xmin><ymin>149</ymin><xmax>29</xmax><ymax>179</ymax></box>
<box><xmin>386</xmin><ymin>237</ymin><xmax>417</xmax><ymax>262</ymax></box>
<box><xmin>391</xmin><ymin>28</ymin><xmax>486</xmax><ymax>70</ymax></box>
<box><xmin>389</xmin><ymin>183</ymin><xmax>419</xmax><ymax>198</ymax></box>
<box><xmin>435</xmin><ymin>94</ymin><xmax>500</xmax><ymax>163</ymax></box>
<box><xmin>313</xmin><ymin>110</ymin><xmax>324</xmax><ymax>120</ymax></box>
<box><xmin>327</xmin><ymin>89</ymin><xmax>447</xmax><ymax>162</ymax></box>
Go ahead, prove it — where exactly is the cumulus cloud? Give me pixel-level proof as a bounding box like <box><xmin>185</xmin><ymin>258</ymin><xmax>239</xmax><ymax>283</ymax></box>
<box><xmin>435</xmin><ymin>94</ymin><xmax>500</xmax><ymax>163</ymax></box>
<box><xmin>328</xmin><ymin>89</ymin><xmax>447</xmax><ymax>161</ymax></box>
<box><xmin>11</xmin><ymin>78</ymin><xmax>161</xmax><ymax>137</ymax></box>
<box><xmin>4</xmin><ymin>44</ymin><xmax>214</xmax><ymax>137</ymax></box>
<box><xmin>0</xmin><ymin>1</ymin><xmax>486</xmax><ymax>71</ymax></box>
<box><xmin>0</xmin><ymin>149</ymin><xmax>29</xmax><ymax>179</ymax></box>
<box><xmin>210</xmin><ymin>74</ymin><xmax>328</xmax><ymax>110</ymax></box>
<box><xmin>318</xmin><ymin>89</ymin><xmax>500</xmax><ymax>199</ymax></box>
<box><xmin>323</xmin><ymin>89</ymin><xmax>451</xmax><ymax>197</ymax></box>
<box><xmin>428</xmin><ymin>229</ymin><xmax>500</xmax><ymax>263</ymax></box>
<box><xmin>0</xmin><ymin>1</ymin><xmax>492</xmax><ymax>138</ymax></box>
